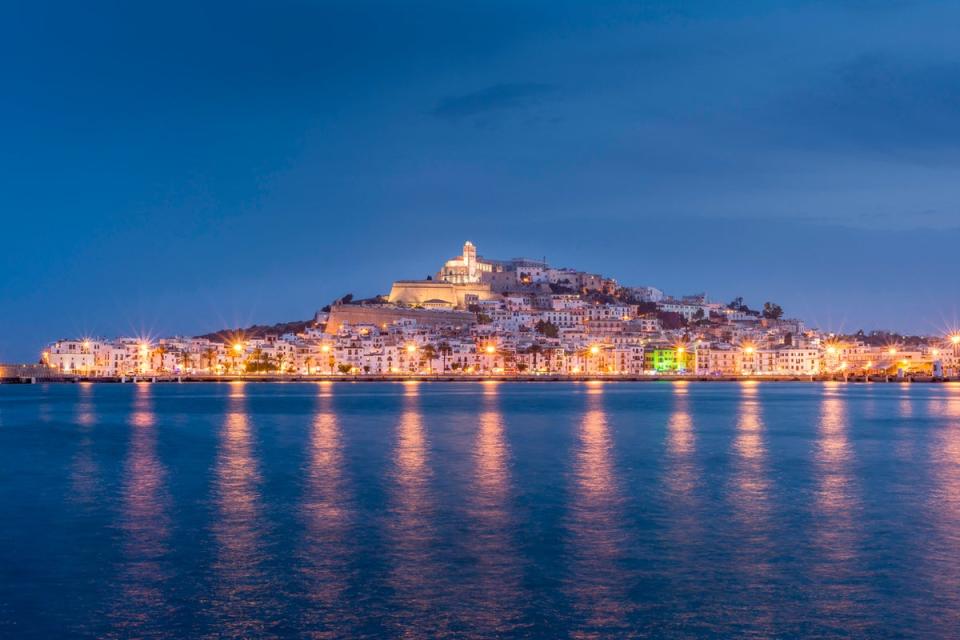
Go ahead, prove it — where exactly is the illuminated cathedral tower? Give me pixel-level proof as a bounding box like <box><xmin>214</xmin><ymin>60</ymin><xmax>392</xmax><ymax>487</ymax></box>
<box><xmin>439</xmin><ymin>241</ymin><xmax>491</xmax><ymax>284</ymax></box>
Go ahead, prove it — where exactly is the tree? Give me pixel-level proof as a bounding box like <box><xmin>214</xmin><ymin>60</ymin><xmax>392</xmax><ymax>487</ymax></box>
<box><xmin>692</xmin><ymin>308</ymin><xmax>706</xmax><ymax>322</ymax></box>
<box><xmin>526</xmin><ymin>344</ymin><xmax>544</xmax><ymax>371</ymax></box>
<box><xmin>421</xmin><ymin>344</ymin><xmax>437</xmax><ymax>374</ymax></box>
<box><xmin>438</xmin><ymin>341</ymin><xmax>453</xmax><ymax>372</ymax></box>
<box><xmin>153</xmin><ymin>345</ymin><xmax>167</xmax><ymax>372</ymax></box>
<box><xmin>656</xmin><ymin>311</ymin><xmax>687</xmax><ymax>330</ymax></box>
<box><xmin>337</xmin><ymin>363</ymin><xmax>353</xmax><ymax>375</ymax></box>
<box><xmin>762</xmin><ymin>302</ymin><xmax>784</xmax><ymax>320</ymax></box>
<box><xmin>477</xmin><ymin>313</ymin><xmax>493</xmax><ymax>325</ymax></box>
<box><xmin>179</xmin><ymin>351</ymin><xmax>193</xmax><ymax>373</ymax></box>
<box><xmin>535</xmin><ymin>320</ymin><xmax>559</xmax><ymax>339</ymax></box>
<box><xmin>517</xmin><ymin>363</ymin><xmax>529</xmax><ymax>373</ymax></box>
<box><xmin>202</xmin><ymin>347</ymin><xmax>218</xmax><ymax>372</ymax></box>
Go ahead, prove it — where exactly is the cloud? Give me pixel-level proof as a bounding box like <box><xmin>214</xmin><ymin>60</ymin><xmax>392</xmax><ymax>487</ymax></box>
<box><xmin>775</xmin><ymin>53</ymin><xmax>960</xmax><ymax>161</ymax></box>
<box><xmin>433</xmin><ymin>83</ymin><xmax>556</xmax><ymax>120</ymax></box>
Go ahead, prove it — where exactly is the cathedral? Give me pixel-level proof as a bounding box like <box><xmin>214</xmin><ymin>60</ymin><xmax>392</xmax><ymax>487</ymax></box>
<box><xmin>387</xmin><ymin>241</ymin><xmax>500</xmax><ymax>308</ymax></box>
<box><xmin>438</xmin><ymin>241</ymin><xmax>494</xmax><ymax>284</ymax></box>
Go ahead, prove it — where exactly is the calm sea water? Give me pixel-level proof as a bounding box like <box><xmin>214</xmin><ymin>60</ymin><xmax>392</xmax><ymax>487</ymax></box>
<box><xmin>2</xmin><ymin>381</ymin><xmax>960</xmax><ymax>638</ymax></box>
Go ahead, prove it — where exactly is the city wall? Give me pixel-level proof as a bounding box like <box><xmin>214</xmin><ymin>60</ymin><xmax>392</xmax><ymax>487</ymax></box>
<box><xmin>324</xmin><ymin>304</ymin><xmax>476</xmax><ymax>334</ymax></box>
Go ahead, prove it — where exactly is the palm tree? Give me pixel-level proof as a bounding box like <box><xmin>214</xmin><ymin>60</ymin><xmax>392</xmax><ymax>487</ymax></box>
<box><xmin>421</xmin><ymin>344</ymin><xmax>437</xmax><ymax>374</ymax></box>
<box><xmin>202</xmin><ymin>347</ymin><xmax>218</xmax><ymax>372</ymax></box>
<box><xmin>438</xmin><ymin>341</ymin><xmax>452</xmax><ymax>373</ymax></box>
<box><xmin>304</xmin><ymin>355</ymin><xmax>316</xmax><ymax>375</ymax></box>
<box><xmin>153</xmin><ymin>345</ymin><xmax>167</xmax><ymax>373</ymax></box>
<box><xmin>179</xmin><ymin>351</ymin><xmax>193</xmax><ymax>373</ymax></box>
<box><xmin>261</xmin><ymin>353</ymin><xmax>276</xmax><ymax>372</ymax></box>
<box><xmin>526</xmin><ymin>344</ymin><xmax>543</xmax><ymax>372</ymax></box>
<box><xmin>248</xmin><ymin>347</ymin><xmax>264</xmax><ymax>373</ymax></box>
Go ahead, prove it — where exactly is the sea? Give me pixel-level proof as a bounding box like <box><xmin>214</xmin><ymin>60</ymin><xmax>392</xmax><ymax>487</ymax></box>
<box><xmin>2</xmin><ymin>380</ymin><xmax>960</xmax><ymax>638</ymax></box>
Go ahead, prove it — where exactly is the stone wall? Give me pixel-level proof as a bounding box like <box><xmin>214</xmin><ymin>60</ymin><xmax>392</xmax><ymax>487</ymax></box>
<box><xmin>387</xmin><ymin>280</ymin><xmax>499</xmax><ymax>307</ymax></box>
<box><xmin>325</xmin><ymin>304</ymin><xmax>476</xmax><ymax>334</ymax></box>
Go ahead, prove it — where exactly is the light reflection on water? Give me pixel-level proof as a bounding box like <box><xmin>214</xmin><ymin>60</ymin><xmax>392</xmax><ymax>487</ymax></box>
<box><xmin>209</xmin><ymin>381</ymin><xmax>274</xmax><ymax>638</ymax></box>
<box><xmin>386</xmin><ymin>382</ymin><xmax>445</xmax><ymax>637</ymax></box>
<box><xmin>458</xmin><ymin>381</ymin><xmax>524</xmax><ymax>635</ymax></box>
<box><xmin>726</xmin><ymin>382</ymin><xmax>778</xmax><ymax>629</ymax></box>
<box><xmin>298</xmin><ymin>381</ymin><xmax>355</xmax><ymax>637</ymax></box>
<box><xmin>111</xmin><ymin>383</ymin><xmax>171</xmax><ymax>636</ymax></box>
<box><xmin>69</xmin><ymin>383</ymin><xmax>101</xmax><ymax>509</ymax></box>
<box><xmin>7</xmin><ymin>382</ymin><xmax>960</xmax><ymax>637</ymax></box>
<box><xmin>566</xmin><ymin>382</ymin><xmax>631</xmax><ymax>638</ymax></box>
<box><xmin>923</xmin><ymin>386</ymin><xmax>960</xmax><ymax>632</ymax></box>
<box><xmin>811</xmin><ymin>383</ymin><xmax>870</xmax><ymax>634</ymax></box>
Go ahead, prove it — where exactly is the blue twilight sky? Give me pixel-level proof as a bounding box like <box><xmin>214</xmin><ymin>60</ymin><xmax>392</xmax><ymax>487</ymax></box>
<box><xmin>3</xmin><ymin>0</ymin><xmax>960</xmax><ymax>360</ymax></box>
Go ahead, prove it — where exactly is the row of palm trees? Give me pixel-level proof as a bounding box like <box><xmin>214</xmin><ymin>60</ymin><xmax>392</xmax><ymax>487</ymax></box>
<box><xmin>414</xmin><ymin>342</ymin><xmax>559</xmax><ymax>374</ymax></box>
<box><xmin>146</xmin><ymin>345</ymin><xmax>298</xmax><ymax>375</ymax></box>
<box><xmin>145</xmin><ymin>341</ymin><xmax>576</xmax><ymax>376</ymax></box>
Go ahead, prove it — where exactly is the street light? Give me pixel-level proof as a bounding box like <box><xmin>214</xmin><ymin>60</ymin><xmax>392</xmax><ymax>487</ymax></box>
<box><xmin>485</xmin><ymin>345</ymin><xmax>496</xmax><ymax>354</ymax></box>
<box><xmin>951</xmin><ymin>334</ymin><xmax>960</xmax><ymax>345</ymax></box>
<box><xmin>231</xmin><ymin>342</ymin><xmax>244</xmax><ymax>375</ymax></box>
<box><xmin>589</xmin><ymin>345</ymin><xmax>600</xmax><ymax>355</ymax></box>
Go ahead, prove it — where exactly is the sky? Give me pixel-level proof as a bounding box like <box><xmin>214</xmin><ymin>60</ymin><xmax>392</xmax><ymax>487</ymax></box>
<box><xmin>3</xmin><ymin>0</ymin><xmax>960</xmax><ymax>360</ymax></box>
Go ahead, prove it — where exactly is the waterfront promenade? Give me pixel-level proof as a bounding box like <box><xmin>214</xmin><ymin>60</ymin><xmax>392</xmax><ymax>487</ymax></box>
<box><xmin>3</xmin><ymin>372</ymin><xmax>958</xmax><ymax>384</ymax></box>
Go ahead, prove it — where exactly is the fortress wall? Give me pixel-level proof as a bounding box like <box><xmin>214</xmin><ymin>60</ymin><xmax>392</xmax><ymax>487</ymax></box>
<box><xmin>387</xmin><ymin>280</ymin><xmax>499</xmax><ymax>307</ymax></box>
<box><xmin>325</xmin><ymin>304</ymin><xmax>476</xmax><ymax>334</ymax></box>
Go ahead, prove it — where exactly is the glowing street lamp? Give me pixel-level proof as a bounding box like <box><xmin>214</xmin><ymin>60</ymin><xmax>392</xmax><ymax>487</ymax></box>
<box><xmin>406</xmin><ymin>344</ymin><xmax>418</xmax><ymax>354</ymax></box>
<box><xmin>485</xmin><ymin>344</ymin><xmax>497</xmax><ymax>354</ymax></box>
<box><xmin>589</xmin><ymin>345</ymin><xmax>600</xmax><ymax>355</ymax></box>
<box><xmin>888</xmin><ymin>347</ymin><xmax>897</xmax><ymax>356</ymax></box>
<box><xmin>137</xmin><ymin>342</ymin><xmax>150</xmax><ymax>374</ymax></box>
<box><xmin>743</xmin><ymin>346</ymin><xmax>755</xmax><ymax>354</ymax></box>
<box><xmin>230</xmin><ymin>342</ymin><xmax>244</xmax><ymax>375</ymax></box>
<box><xmin>951</xmin><ymin>334</ymin><xmax>960</xmax><ymax>345</ymax></box>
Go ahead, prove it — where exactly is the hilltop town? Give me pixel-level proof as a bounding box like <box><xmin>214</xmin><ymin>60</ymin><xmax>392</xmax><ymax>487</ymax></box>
<box><xmin>41</xmin><ymin>241</ymin><xmax>960</xmax><ymax>379</ymax></box>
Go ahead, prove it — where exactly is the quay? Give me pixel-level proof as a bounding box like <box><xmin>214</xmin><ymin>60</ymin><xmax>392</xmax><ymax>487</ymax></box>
<box><xmin>3</xmin><ymin>371</ymin><xmax>959</xmax><ymax>385</ymax></box>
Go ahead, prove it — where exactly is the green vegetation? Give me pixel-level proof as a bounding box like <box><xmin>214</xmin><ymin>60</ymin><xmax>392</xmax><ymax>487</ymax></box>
<box><xmin>762</xmin><ymin>302</ymin><xmax>784</xmax><ymax>320</ymax></box>
<box><xmin>535</xmin><ymin>320</ymin><xmax>559</xmax><ymax>338</ymax></box>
